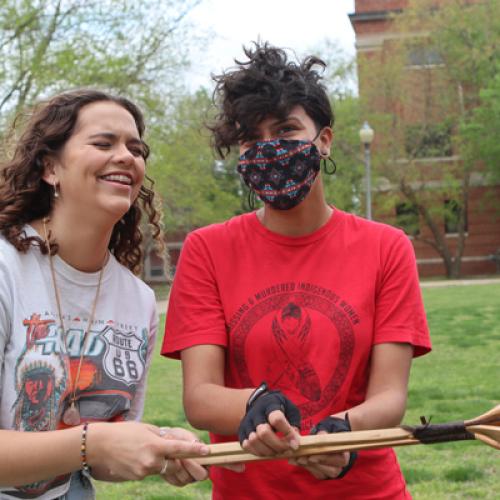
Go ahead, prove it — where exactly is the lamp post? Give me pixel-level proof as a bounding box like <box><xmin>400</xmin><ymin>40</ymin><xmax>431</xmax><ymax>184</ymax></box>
<box><xmin>359</xmin><ymin>121</ymin><xmax>375</xmax><ymax>220</ymax></box>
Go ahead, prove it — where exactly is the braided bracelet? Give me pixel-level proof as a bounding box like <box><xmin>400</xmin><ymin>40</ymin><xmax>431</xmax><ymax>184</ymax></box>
<box><xmin>80</xmin><ymin>422</ymin><xmax>91</xmax><ymax>473</ymax></box>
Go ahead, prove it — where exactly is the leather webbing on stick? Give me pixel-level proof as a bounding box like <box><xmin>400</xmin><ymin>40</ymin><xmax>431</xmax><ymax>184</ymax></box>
<box><xmin>401</xmin><ymin>420</ymin><xmax>475</xmax><ymax>444</ymax></box>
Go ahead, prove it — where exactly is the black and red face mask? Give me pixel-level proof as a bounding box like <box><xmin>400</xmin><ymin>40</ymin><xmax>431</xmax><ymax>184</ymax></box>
<box><xmin>237</xmin><ymin>138</ymin><xmax>321</xmax><ymax>210</ymax></box>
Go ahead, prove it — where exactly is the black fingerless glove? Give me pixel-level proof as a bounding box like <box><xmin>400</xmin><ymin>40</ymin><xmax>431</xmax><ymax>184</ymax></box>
<box><xmin>238</xmin><ymin>382</ymin><xmax>301</xmax><ymax>444</ymax></box>
<box><xmin>310</xmin><ymin>414</ymin><xmax>357</xmax><ymax>479</ymax></box>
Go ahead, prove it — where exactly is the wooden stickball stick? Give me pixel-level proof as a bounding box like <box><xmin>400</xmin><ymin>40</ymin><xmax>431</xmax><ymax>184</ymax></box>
<box><xmin>170</xmin><ymin>405</ymin><xmax>500</xmax><ymax>466</ymax></box>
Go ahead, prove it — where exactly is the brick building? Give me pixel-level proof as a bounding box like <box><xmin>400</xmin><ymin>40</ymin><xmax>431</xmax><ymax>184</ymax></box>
<box><xmin>349</xmin><ymin>0</ymin><xmax>500</xmax><ymax>277</ymax></box>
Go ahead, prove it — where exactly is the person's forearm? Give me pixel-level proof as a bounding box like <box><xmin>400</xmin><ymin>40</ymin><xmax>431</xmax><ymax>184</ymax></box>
<box><xmin>333</xmin><ymin>389</ymin><xmax>408</xmax><ymax>431</ymax></box>
<box><xmin>184</xmin><ymin>383</ymin><xmax>254</xmax><ymax>435</ymax></box>
<box><xmin>0</xmin><ymin>427</ymin><xmax>83</xmax><ymax>486</ymax></box>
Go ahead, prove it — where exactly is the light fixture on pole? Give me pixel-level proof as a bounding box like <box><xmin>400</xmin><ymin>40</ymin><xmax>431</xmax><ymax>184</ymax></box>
<box><xmin>359</xmin><ymin>121</ymin><xmax>375</xmax><ymax>220</ymax></box>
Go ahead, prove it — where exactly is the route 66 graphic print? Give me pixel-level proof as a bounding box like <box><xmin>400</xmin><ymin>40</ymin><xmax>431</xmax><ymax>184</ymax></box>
<box><xmin>102</xmin><ymin>326</ymin><xmax>145</xmax><ymax>385</ymax></box>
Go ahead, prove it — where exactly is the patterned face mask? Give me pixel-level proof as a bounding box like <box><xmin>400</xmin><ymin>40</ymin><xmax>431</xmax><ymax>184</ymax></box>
<box><xmin>237</xmin><ymin>138</ymin><xmax>321</xmax><ymax>210</ymax></box>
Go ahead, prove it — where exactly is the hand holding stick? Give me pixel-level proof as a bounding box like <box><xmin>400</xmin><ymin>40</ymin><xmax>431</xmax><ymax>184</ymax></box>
<box><xmin>172</xmin><ymin>405</ymin><xmax>500</xmax><ymax>466</ymax></box>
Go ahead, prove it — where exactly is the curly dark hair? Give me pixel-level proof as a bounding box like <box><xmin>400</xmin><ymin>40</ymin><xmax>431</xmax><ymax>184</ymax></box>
<box><xmin>209</xmin><ymin>42</ymin><xmax>334</xmax><ymax>158</ymax></box>
<box><xmin>0</xmin><ymin>89</ymin><xmax>165</xmax><ymax>276</ymax></box>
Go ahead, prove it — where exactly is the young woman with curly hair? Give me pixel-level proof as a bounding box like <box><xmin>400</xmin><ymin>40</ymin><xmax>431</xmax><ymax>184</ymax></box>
<box><xmin>162</xmin><ymin>44</ymin><xmax>432</xmax><ymax>499</ymax></box>
<box><xmin>0</xmin><ymin>90</ymin><xmax>211</xmax><ymax>499</ymax></box>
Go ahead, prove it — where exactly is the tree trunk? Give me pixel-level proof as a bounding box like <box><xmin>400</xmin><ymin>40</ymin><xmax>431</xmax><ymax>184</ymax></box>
<box><xmin>401</xmin><ymin>180</ymin><xmax>459</xmax><ymax>278</ymax></box>
<box><xmin>450</xmin><ymin>168</ymin><xmax>471</xmax><ymax>280</ymax></box>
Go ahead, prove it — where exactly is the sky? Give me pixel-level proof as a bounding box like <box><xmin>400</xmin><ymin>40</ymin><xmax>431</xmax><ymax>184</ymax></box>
<box><xmin>185</xmin><ymin>0</ymin><xmax>356</xmax><ymax>90</ymax></box>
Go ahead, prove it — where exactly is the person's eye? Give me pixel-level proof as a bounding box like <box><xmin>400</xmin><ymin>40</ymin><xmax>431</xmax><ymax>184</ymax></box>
<box><xmin>277</xmin><ymin>125</ymin><xmax>296</xmax><ymax>135</ymax></box>
<box><xmin>129</xmin><ymin>146</ymin><xmax>145</xmax><ymax>157</ymax></box>
<box><xmin>92</xmin><ymin>142</ymin><xmax>112</xmax><ymax>149</ymax></box>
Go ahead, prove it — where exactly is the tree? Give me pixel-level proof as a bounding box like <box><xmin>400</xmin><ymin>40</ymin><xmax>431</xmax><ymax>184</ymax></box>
<box><xmin>0</xmin><ymin>0</ymin><xmax>201</xmax><ymax>122</ymax></box>
<box><xmin>148</xmin><ymin>89</ymin><xmax>242</xmax><ymax>233</ymax></box>
<box><xmin>360</xmin><ymin>0</ymin><xmax>500</xmax><ymax>278</ymax></box>
<box><xmin>322</xmin><ymin>94</ymin><xmax>364</xmax><ymax>213</ymax></box>
<box><xmin>0</xmin><ymin>0</ymin><xmax>204</xmax><ymax>278</ymax></box>
<box><xmin>313</xmin><ymin>40</ymin><xmax>365</xmax><ymax>213</ymax></box>
<box><xmin>463</xmin><ymin>70</ymin><xmax>500</xmax><ymax>183</ymax></box>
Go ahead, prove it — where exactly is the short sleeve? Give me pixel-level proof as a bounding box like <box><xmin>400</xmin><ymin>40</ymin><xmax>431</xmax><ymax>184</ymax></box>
<box><xmin>128</xmin><ymin>302</ymin><xmax>158</xmax><ymax>421</ymax></box>
<box><xmin>374</xmin><ymin>233</ymin><xmax>431</xmax><ymax>357</ymax></box>
<box><xmin>161</xmin><ymin>232</ymin><xmax>227</xmax><ymax>358</ymax></box>
<box><xmin>0</xmin><ymin>250</ymin><xmax>13</xmax><ymax>389</ymax></box>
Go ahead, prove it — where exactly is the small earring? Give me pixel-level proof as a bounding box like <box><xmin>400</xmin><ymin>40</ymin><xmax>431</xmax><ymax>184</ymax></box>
<box><xmin>53</xmin><ymin>183</ymin><xmax>59</xmax><ymax>198</ymax></box>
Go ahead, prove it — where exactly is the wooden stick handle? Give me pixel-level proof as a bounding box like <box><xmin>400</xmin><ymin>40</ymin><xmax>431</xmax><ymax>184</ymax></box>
<box><xmin>191</xmin><ymin>438</ymin><xmax>420</xmax><ymax>466</ymax></box>
<box><xmin>193</xmin><ymin>427</ymin><xmax>414</xmax><ymax>460</ymax></box>
<box><xmin>172</xmin><ymin>423</ymin><xmax>500</xmax><ymax>466</ymax></box>
<box><xmin>173</xmin><ymin>427</ymin><xmax>416</xmax><ymax>465</ymax></box>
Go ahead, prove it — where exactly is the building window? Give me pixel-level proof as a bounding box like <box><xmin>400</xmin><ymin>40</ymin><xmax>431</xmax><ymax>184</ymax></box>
<box><xmin>407</xmin><ymin>46</ymin><xmax>444</xmax><ymax>67</ymax></box>
<box><xmin>150</xmin><ymin>267</ymin><xmax>164</xmax><ymax>277</ymax></box>
<box><xmin>405</xmin><ymin>121</ymin><xmax>453</xmax><ymax>158</ymax></box>
<box><xmin>396</xmin><ymin>202</ymin><xmax>420</xmax><ymax>236</ymax></box>
<box><xmin>444</xmin><ymin>199</ymin><xmax>468</xmax><ymax>234</ymax></box>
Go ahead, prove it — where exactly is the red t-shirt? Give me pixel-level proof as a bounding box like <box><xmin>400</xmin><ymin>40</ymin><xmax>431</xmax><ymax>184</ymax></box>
<box><xmin>162</xmin><ymin>209</ymin><xmax>431</xmax><ymax>500</ymax></box>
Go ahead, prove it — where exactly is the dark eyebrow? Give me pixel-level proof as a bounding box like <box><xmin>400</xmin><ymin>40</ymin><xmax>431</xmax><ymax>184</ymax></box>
<box><xmin>273</xmin><ymin>117</ymin><xmax>301</xmax><ymax>127</ymax></box>
<box><xmin>88</xmin><ymin>132</ymin><xmax>142</xmax><ymax>144</ymax></box>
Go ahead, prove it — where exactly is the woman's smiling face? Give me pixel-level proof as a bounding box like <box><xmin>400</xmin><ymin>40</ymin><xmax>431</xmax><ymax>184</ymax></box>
<box><xmin>45</xmin><ymin>100</ymin><xmax>146</xmax><ymax>222</ymax></box>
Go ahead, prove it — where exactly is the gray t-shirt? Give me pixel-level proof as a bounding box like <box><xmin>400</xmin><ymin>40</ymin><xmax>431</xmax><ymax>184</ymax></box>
<box><xmin>0</xmin><ymin>226</ymin><xmax>158</xmax><ymax>499</ymax></box>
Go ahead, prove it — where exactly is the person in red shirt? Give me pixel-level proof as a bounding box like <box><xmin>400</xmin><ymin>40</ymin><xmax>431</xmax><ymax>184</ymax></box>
<box><xmin>162</xmin><ymin>42</ymin><xmax>431</xmax><ymax>499</ymax></box>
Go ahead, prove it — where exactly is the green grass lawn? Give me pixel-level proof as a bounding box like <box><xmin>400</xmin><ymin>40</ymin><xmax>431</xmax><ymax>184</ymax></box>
<box><xmin>96</xmin><ymin>284</ymin><xmax>500</xmax><ymax>499</ymax></box>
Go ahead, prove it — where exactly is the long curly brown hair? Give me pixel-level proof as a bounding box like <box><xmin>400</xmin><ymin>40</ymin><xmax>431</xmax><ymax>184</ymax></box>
<box><xmin>0</xmin><ymin>89</ymin><xmax>165</xmax><ymax>276</ymax></box>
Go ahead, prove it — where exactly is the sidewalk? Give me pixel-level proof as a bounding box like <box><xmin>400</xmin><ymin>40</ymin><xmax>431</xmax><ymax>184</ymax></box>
<box><xmin>419</xmin><ymin>277</ymin><xmax>500</xmax><ymax>288</ymax></box>
<box><xmin>155</xmin><ymin>278</ymin><xmax>500</xmax><ymax>312</ymax></box>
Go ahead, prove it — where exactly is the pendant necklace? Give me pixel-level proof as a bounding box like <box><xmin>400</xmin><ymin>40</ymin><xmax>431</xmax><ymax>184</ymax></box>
<box><xmin>43</xmin><ymin>218</ymin><xmax>104</xmax><ymax>426</ymax></box>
